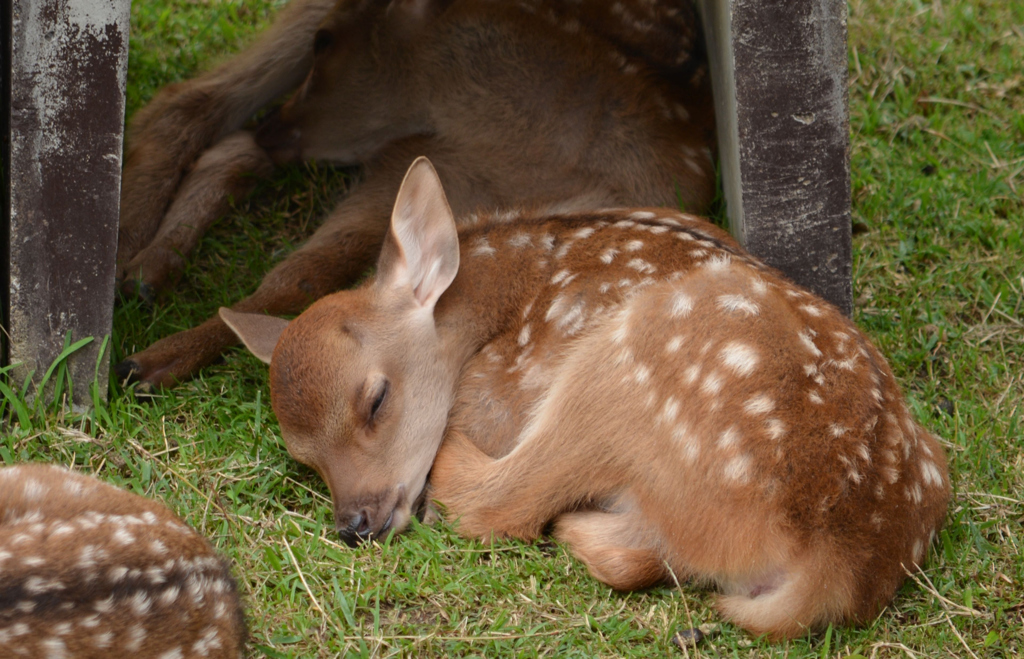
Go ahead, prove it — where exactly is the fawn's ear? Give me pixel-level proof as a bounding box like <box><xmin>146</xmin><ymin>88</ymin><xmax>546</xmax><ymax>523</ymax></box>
<box><xmin>378</xmin><ymin>156</ymin><xmax>460</xmax><ymax>311</ymax></box>
<box><xmin>220</xmin><ymin>308</ymin><xmax>290</xmax><ymax>364</ymax></box>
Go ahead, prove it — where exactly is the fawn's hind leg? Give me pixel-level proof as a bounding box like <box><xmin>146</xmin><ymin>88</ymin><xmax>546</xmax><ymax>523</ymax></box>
<box><xmin>554</xmin><ymin>503</ymin><xmax>669</xmax><ymax>591</ymax></box>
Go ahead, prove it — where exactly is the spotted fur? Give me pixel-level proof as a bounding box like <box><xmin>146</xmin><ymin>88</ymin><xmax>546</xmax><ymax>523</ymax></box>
<box><xmin>0</xmin><ymin>464</ymin><xmax>245</xmax><ymax>658</ymax></box>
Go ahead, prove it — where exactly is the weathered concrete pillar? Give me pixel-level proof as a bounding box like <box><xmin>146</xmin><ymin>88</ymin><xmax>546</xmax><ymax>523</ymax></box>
<box><xmin>3</xmin><ymin>0</ymin><xmax>130</xmax><ymax>405</ymax></box>
<box><xmin>698</xmin><ymin>0</ymin><xmax>853</xmax><ymax>316</ymax></box>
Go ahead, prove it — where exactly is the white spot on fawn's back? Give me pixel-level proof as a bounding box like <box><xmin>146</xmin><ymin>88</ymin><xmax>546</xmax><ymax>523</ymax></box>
<box><xmin>551</xmin><ymin>269</ymin><xmax>572</xmax><ymax>285</ymax></box>
<box><xmin>23</xmin><ymin>479</ymin><xmax>47</xmax><ymax>501</ymax></box>
<box><xmin>470</xmin><ymin>237</ymin><xmax>495</xmax><ymax>257</ymax></box>
<box><xmin>702</xmin><ymin>255</ymin><xmax>731</xmax><ymax>271</ymax></box>
<box><xmin>672</xmin><ymin>423</ymin><xmax>700</xmax><ymax>462</ymax></box>
<box><xmin>717</xmin><ymin>295</ymin><xmax>759</xmax><ymax>316</ymax></box>
<box><xmin>40</xmin><ymin>637</ymin><xmax>68</xmax><ymax>659</ymax></box>
<box><xmin>921</xmin><ymin>460</ymin><xmax>944</xmax><ymax>488</ymax></box>
<box><xmin>800</xmin><ymin>304</ymin><xmax>823</xmax><ymax>317</ymax></box>
<box><xmin>659</xmin><ymin>397</ymin><xmax>680</xmax><ymax>425</ymax></box>
<box><xmin>669</xmin><ymin>292</ymin><xmax>694</xmax><ymax>318</ymax></box>
<box><xmin>701</xmin><ymin>371</ymin><xmax>723</xmax><ymax>397</ymax></box>
<box><xmin>743</xmin><ymin>393</ymin><xmax>774</xmax><ymax>415</ymax></box>
<box><xmin>717</xmin><ymin>426</ymin><xmax>740</xmax><ymax>450</ymax></box>
<box><xmin>724</xmin><ymin>454</ymin><xmax>752</xmax><ymax>483</ymax></box>
<box><xmin>765</xmin><ymin>419</ymin><xmax>786</xmax><ymax>440</ymax></box>
<box><xmin>720</xmin><ymin>342</ymin><xmax>759</xmax><ymax>376</ymax></box>
<box><xmin>798</xmin><ymin>329</ymin><xmax>823</xmax><ymax>357</ymax></box>
<box><xmin>626</xmin><ymin>258</ymin><xmax>656</xmax><ymax>274</ymax></box>
<box><xmin>518</xmin><ymin>324</ymin><xmax>531</xmax><ymax>347</ymax></box>
<box><xmin>507</xmin><ymin>233</ymin><xmax>532</xmax><ymax>248</ymax></box>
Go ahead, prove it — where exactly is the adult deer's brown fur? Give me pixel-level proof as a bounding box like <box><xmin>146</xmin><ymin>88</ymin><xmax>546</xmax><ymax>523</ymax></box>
<box><xmin>225</xmin><ymin>159</ymin><xmax>950</xmax><ymax>640</ymax></box>
<box><xmin>0</xmin><ymin>464</ymin><xmax>245</xmax><ymax>658</ymax></box>
<box><xmin>116</xmin><ymin>0</ymin><xmax>715</xmax><ymax>390</ymax></box>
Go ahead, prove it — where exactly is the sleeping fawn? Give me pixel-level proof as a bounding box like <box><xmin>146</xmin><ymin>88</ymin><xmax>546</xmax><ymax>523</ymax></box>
<box><xmin>0</xmin><ymin>464</ymin><xmax>245</xmax><ymax>658</ymax></box>
<box><xmin>223</xmin><ymin>158</ymin><xmax>950</xmax><ymax>639</ymax></box>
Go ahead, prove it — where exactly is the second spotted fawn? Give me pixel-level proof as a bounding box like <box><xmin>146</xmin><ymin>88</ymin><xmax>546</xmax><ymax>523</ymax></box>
<box><xmin>0</xmin><ymin>464</ymin><xmax>245</xmax><ymax>658</ymax></box>
<box><xmin>223</xmin><ymin>158</ymin><xmax>950</xmax><ymax>639</ymax></box>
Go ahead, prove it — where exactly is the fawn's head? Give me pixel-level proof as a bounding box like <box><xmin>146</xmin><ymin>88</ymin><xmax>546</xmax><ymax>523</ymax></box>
<box><xmin>256</xmin><ymin>0</ymin><xmax>450</xmax><ymax>163</ymax></box>
<box><xmin>223</xmin><ymin>158</ymin><xmax>460</xmax><ymax>546</ymax></box>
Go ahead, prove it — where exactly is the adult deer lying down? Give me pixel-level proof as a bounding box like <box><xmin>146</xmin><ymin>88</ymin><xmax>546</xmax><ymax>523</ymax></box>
<box><xmin>115</xmin><ymin>0</ymin><xmax>715</xmax><ymax>391</ymax></box>
<box><xmin>224</xmin><ymin>159</ymin><xmax>950</xmax><ymax>639</ymax></box>
<box><xmin>0</xmin><ymin>464</ymin><xmax>245</xmax><ymax>658</ymax></box>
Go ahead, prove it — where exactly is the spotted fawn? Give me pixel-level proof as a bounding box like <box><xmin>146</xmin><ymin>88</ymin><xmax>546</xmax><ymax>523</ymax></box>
<box><xmin>0</xmin><ymin>464</ymin><xmax>245</xmax><ymax>658</ymax></box>
<box><xmin>223</xmin><ymin>158</ymin><xmax>950</xmax><ymax>639</ymax></box>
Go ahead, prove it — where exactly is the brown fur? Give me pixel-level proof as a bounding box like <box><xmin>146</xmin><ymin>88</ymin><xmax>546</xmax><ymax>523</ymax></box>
<box><xmin>116</xmin><ymin>0</ymin><xmax>715</xmax><ymax>390</ymax></box>
<box><xmin>225</xmin><ymin>159</ymin><xmax>951</xmax><ymax>640</ymax></box>
<box><xmin>0</xmin><ymin>464</ymin><xmax>245</xmax><ymax>658</ymax></box>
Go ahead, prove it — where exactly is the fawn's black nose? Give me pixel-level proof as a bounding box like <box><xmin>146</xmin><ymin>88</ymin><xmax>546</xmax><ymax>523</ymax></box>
<box><xmin>337</xmin><ymin>510</ymin><xmax>373</xmax><ymax>548</ymax></box>
<box><xmin>337</xmin><ymin>508</ymin><xmax>397</xmax><ymax>548</ymax></box>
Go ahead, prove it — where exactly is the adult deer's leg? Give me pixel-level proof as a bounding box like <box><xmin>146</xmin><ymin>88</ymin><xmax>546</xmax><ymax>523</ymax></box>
<box><xmin>120</xmin><ymin>131</ymin><xmax>274</xmax><ymax>301</ymax></box>
<box><xmin>118</xmin><ymin>0</ymin><xmax>335</xmax><ymax>278</ymax></box>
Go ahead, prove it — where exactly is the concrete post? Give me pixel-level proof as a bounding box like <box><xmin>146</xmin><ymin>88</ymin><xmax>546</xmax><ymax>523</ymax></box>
<box><xmin>698</xmin><ymin>0</ymin><xmax>853</xmax><ymax>315</ymax></box>
<box><xmin>4</xmin><ymin>0</ymin><xmax>131</xmax><ymax>405</ymax></box>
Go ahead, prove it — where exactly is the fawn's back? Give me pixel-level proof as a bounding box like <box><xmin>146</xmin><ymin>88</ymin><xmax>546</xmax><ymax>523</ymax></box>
<box><xmin>0</xmin><ymin>464</ymin><xmax>244</xmax><ymax>659</ymax></box>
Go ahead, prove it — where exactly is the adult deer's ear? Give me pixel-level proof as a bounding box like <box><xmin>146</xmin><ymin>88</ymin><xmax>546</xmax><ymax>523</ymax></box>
<box><xmin>220</xmin><ymin>308</ymin><xmax>290</xmax><ymax>364</ymax></box>
<box><xmin>377</xmin><ymin>157</ymin><xmax>460</xmax><ymax>312</ymax></box>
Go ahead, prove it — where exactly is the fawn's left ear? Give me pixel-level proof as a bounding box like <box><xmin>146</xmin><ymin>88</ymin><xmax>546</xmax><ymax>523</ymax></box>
<box><xmin>378</xmin><ymin>156</ymin><xmax>460</xmax><ymax>312</ymax></box>
<box><xmin>220</xmin><ymin>308</ymin><xmax>290</xmax><ymax>364</ymax></box>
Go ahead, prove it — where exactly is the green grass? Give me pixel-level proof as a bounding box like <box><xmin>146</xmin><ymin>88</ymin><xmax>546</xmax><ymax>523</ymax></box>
<box><xmin>4</xmin><ymin>0</ymin><xmax>1024</xmax><ymax>656</ymax></box>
